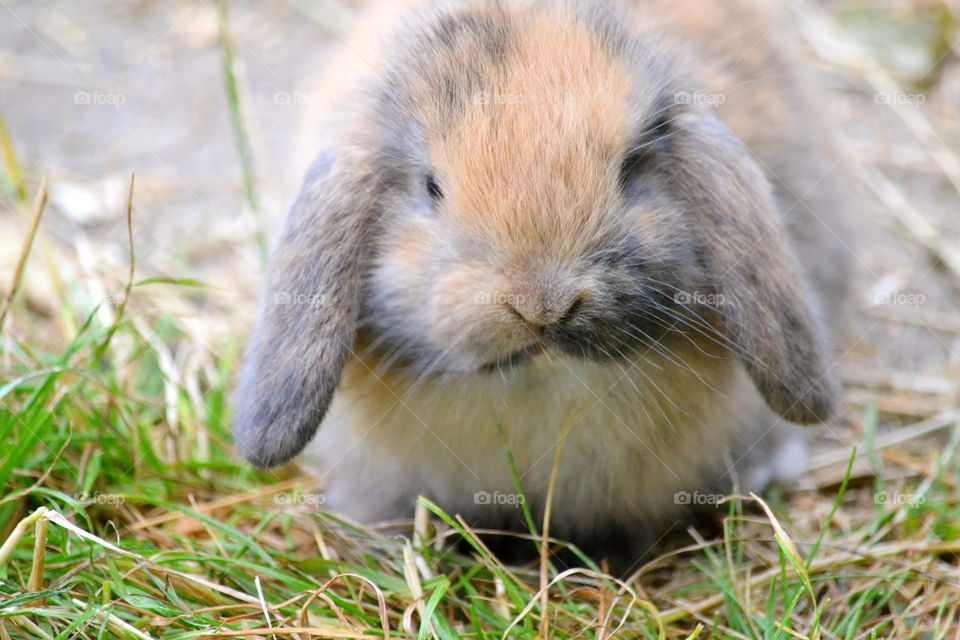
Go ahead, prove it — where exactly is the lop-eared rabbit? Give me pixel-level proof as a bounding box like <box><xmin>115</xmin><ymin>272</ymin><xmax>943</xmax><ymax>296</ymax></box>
<box><xmin>235</xmin><ymin>0</ymin><xmax>853</xmax><ymax>570</ymax></box>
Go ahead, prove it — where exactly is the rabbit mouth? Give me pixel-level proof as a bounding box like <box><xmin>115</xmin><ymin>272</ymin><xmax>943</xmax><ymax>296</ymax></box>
<box><xmin>479</xmin><ymin>343</ymin><xmax>547</xmax><ymax>372</ymax></box>
<box><xmin>476</xmin><ymin>314</ymin><xmax>681</xmax><ymax>373</ymax></box>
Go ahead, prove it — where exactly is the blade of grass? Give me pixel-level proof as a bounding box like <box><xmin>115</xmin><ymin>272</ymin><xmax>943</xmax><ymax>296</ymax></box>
<box><xmin>0</xmin><ymin>176</ymin><xmax>48</xmax><ymax>329</ymax></box>
<box><xmin>215</xmin><ymin>0</ymin><xmax>268</xmax><ymax>266</ymax></box>
<box><xmin>538</xmin><ymin>414</ymin><xmax>577</xmax><ymax>640</ymax></box>
<box><xmin>0</xmin><ymin>108</ymin><xmax>27</xmax><ymax>204</ymax></box>
<box><xmin>91</xmin><ymin>175</ymin><xmax>135</xmax><ymax>365</ymax></box>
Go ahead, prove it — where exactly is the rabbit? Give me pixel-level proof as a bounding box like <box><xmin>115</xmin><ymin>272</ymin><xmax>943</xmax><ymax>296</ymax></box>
<box><xmin>234</xmin><ymin>0</ymin><xmax>855</xmax><ymax>572</ymax></box>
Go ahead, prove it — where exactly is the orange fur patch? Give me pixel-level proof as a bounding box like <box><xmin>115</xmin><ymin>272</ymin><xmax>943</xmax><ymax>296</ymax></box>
<box><xmin>434</xmin><ymin>10</ymin><xmax>631</xmax><ymax>261</ymax></box>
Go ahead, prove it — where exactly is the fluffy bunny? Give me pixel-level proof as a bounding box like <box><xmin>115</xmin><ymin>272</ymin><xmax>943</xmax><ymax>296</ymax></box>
<box><xmin>234</xmin><ymin>0</ymin><xmax>854</xmax><ymax>570</ymax></box>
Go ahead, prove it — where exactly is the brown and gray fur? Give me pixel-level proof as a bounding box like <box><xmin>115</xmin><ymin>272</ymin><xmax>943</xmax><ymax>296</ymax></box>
<box><xmin>234</xmin><ymin>0</ymin><xmax>854</xmax><ymax>571</ymax></box>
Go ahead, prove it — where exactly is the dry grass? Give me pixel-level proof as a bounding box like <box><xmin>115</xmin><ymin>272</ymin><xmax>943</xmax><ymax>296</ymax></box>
<box><xmin>1</xmin><ymin>0</ymin><xmax>959</xmax><ymax>638</ymax></box>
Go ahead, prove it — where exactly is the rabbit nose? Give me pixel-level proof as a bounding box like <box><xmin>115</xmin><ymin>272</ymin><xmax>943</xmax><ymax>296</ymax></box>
<box><xmin>504</xmin><ymin>291</ymin><xmax>585</xmax><ymax>327</ymax></box>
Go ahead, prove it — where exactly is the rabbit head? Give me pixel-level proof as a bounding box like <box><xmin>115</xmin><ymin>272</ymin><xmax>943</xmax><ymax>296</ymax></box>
<box><xmin>233</xmin><ymin>0</ymin><xmax>840</xmax><ymax>468</ymax></box>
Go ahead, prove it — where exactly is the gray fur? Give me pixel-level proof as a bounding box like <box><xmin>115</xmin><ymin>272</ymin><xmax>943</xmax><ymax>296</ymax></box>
<box><xmin>233</xmin><ymin>148</ymin><xmax>382</xmax><ymax>467</ymax></box>
<box><xmin>666</xmin><ymin>112</ymin><xmax>840</xmax><ymax>423</ymax></box>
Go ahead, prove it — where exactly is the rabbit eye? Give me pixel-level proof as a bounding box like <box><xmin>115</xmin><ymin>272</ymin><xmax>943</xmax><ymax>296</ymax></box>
<box><xmin>426</xmin><ymin>173</ymin><xmax>444</xmax><ymax>204</ymax></box>
<box><xmin>619</xmin><ymin>112</ymin><xmax>673</xmax><ymax>196</ymax></box>
<box><xmin>618</xmin><ymin>147</ymin><xmax>658</xmax><ymax>197</ymax></box>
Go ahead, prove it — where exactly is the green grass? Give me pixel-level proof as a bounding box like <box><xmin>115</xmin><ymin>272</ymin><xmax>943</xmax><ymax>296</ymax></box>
<box><xmin>0</xmin><ymin>187</ymin><xmax>959</xmax><ymax>639</ymax></box>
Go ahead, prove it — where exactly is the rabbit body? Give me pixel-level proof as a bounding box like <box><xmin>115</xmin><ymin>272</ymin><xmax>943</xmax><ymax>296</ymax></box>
<box><xmin>235</xmin><ymin>0</ymin><xmax>853</xmax><ymax>565</ymax></box>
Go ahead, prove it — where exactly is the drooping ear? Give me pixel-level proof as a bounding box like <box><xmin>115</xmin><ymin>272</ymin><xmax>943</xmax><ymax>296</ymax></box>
<box><xmin>233</xmin><ymin>149</ymin><xmax>380</xmax><ymax>467</ymax></box>
<box><xmin>668</xmin><ymin>111</ymin><xmax>840</xmax><ymax>423</ymax></box>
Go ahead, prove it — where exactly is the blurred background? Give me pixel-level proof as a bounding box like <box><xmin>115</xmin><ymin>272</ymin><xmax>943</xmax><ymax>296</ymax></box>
<box><xmin>1</xmin><ymin>0</ymin><xmax>959</xmax><ymax>481</ymax></box>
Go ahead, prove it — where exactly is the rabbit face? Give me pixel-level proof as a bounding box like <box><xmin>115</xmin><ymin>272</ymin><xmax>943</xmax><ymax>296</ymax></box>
<box><xmin>364</xmin><ymin>9</ymin><xmax>708</xmax><ymax>375</ymax></box>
